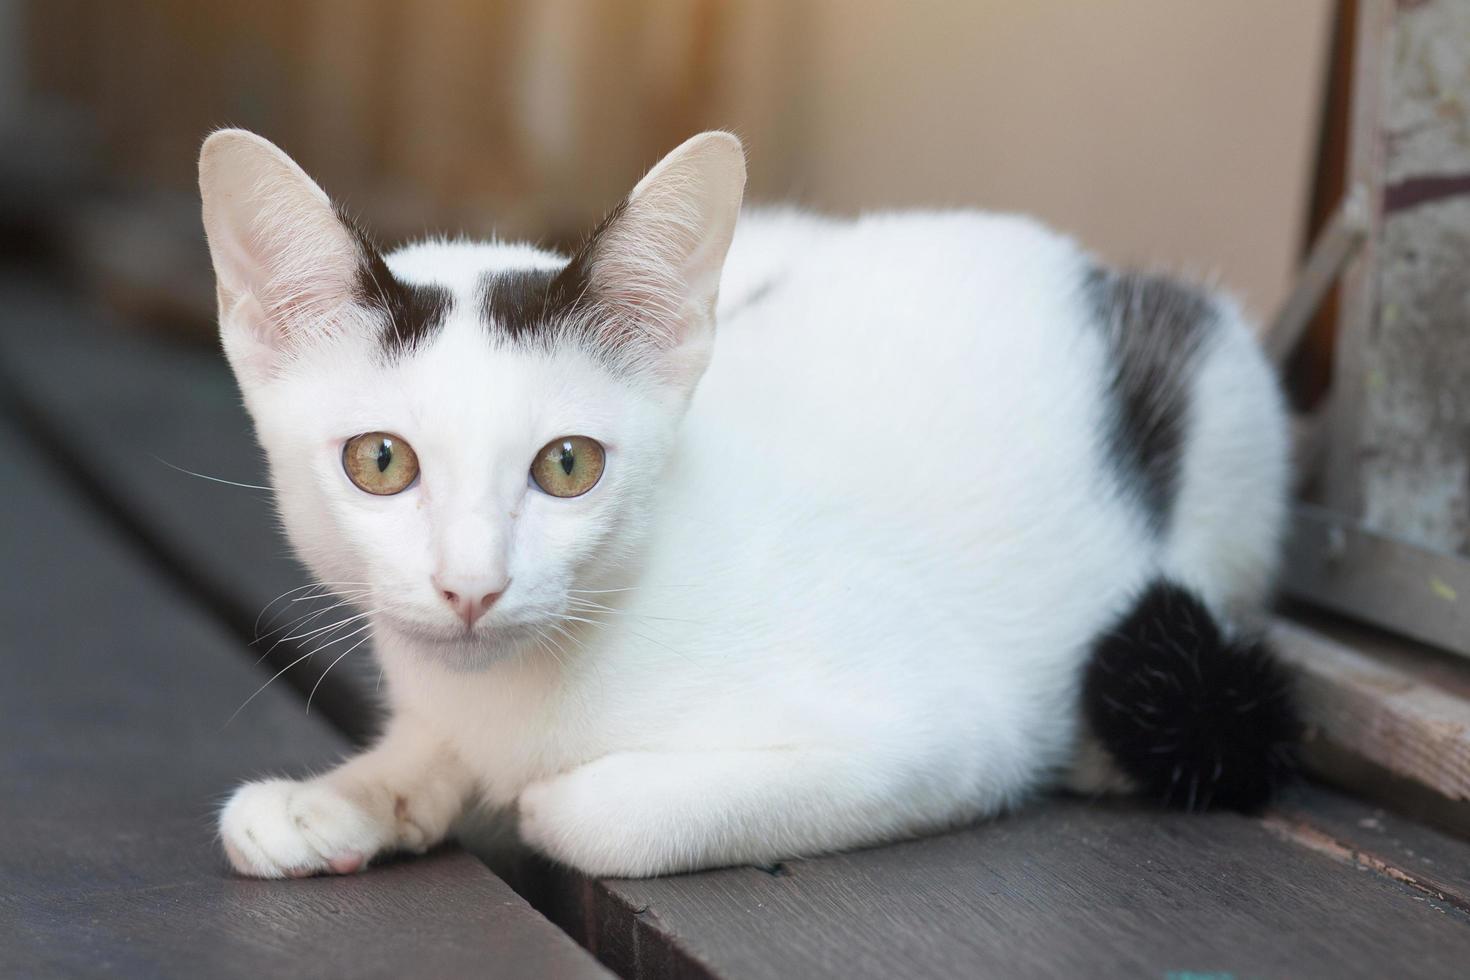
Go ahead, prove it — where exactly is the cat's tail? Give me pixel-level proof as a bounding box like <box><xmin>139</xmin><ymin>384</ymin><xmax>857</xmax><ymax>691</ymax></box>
<box><xmin>1082</xmin><ymin>580</ymin><xmax>1300</xmax><ymax>812</ymax></box>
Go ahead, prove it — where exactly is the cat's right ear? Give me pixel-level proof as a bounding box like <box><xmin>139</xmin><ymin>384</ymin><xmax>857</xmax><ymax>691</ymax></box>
<box><xmin>199</xmin><ymin>129</ymin><xmax>365</xmax><ymax>386</ymax></box>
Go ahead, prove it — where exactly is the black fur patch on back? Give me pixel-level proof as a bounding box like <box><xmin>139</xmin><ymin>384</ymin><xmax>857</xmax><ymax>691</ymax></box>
<box><xmin>1082</xmin><ymin>267</ymin><xmax>1216</xmax><ymax>534</ymax></box>
<box><xmin>337</xmin><ymin>210</ymin><xmax>453</xmax><ymax>356</ymax></box>
<box><xmin>1083</xmin><ymin>581</ymin><xmax>1299</xmax><ymax>812</ymax></box>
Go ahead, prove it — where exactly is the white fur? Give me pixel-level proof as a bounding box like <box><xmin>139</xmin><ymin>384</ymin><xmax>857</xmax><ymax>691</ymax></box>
<box><xmin>201</xmin><ymin>131</ymin><xmax>1287</xmax><ymax>878</ymax></box>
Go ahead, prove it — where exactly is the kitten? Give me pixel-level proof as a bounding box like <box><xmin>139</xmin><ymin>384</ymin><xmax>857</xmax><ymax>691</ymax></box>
<box><xmin>201</xmin><ymin>130</ymin><xmax>1297</xmax><ymax>879</ymax></box>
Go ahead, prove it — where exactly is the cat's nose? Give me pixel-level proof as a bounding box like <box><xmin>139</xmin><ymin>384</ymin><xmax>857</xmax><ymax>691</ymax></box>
<box><xmin>433</xmin><ymin>576</ymin><xmax>507</xmax><ymax>628</ymax></box>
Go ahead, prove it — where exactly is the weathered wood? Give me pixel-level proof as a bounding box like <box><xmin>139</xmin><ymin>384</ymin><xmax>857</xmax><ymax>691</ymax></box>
<box><xmin>0</xmin><ymin>274</ymin><xmax>373</xmax><ymax>741</ymax></box>
<box><xmin>539</xmin><ymin>793</ymin><xmax>1470</xmax><ymax>980</ymax></box>
<box><xmin>1283</xmin><ymin>503</ymin><xmax>1470</xmax><ymax>659</ymax></box>
<box><xmin>1322</xmin><ymin>0</ymin><xmax>1389</xmax><ymax>522</ymax></box>
<box><xmin>1266</xmin><ymin>183</ymin><xmax>1369</xmax><ymax>365</ymax></box>
<box><xmin>1291</xmin><ymin>412</ymin><xmax>1330</xmax><ymax>492</ymax></box>
<box><xmin>1325</xmin><ymin>0</ymin><xmax>1470</xmax><ymax>554</ymax></box>
<box><xmin>1272</xmin><ymin>617</ymin><xmax>1470</xmax><ymax>802</ymax></box>
<box><xmin>0</xmin><ymin>417</ymin><xmax>610</xmax><ymax>979</ymax></box>
<box><xmin>1268</xmin><ymin>783</ymin><xmax>1470</xmax><ymax>915</ymax></box>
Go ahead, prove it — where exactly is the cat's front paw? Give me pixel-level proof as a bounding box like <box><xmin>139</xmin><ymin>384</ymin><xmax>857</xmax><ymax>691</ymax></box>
<box><xmin>219</xmin><ymin>778</ymin><xmax>387</xmax><ymax>879</ymax></box>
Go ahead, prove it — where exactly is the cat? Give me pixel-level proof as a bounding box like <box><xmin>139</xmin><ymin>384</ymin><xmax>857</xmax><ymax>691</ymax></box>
<box><xmin>201</xmin><ymin>129</ymin><xmax>1297</xmax><ymax>879</ymax></box>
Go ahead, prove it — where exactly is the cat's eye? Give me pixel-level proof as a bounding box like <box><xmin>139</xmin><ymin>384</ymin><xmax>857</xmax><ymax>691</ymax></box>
<box><xmin>342</xmin><ymin>432</ymin><xmax>420</xmax><ymax>495</ymax></box>
<box><xmin>530</xmin><ymin>436</ymin><xmax>605</xmax><ymax>498</ymax></box>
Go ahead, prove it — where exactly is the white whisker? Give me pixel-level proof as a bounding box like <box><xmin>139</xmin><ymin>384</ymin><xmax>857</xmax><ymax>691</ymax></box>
<box><xmin>153</xmin><ymin>455</ymin><xmax>274</xmax><ymax>492</ymax></box>
<box><xmin>281</xmin><ymin>608</ymin><xmax>379</xmax><ymax>644</ymax></box>
<box><xmin>306</xmin><ymin>631</ymin><xmax>374</xmax><ymax>714</ymax></box>
<box><xmin>224</xmin><ymin>648</ymin><xmax>319</xmax><ymax>727</ymax></box>
<box><xmin>304</xmin><ymin>619</ymin><xmax>376</xmax><ymax>656</ymax></box>
<box><xmin>290</xmin><ymin>589</ymin><xmax>375</xmax><ymax>603</ymax></box>
<box><xmin>253</xmin><ymin>582</ymin><xmax>374</xmax><ymax>638</ymax></box>
<box><xmin>255</xmin><ymin>596</ymin><xmax>365</xmax><ymax>649</ymax></box>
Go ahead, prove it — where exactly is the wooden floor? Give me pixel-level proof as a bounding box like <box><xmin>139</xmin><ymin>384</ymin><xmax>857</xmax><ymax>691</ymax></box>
<box><xmin>4</xmin><ymin>271</ymin><xmax>1470</xmax><ymax>978</ymax></box>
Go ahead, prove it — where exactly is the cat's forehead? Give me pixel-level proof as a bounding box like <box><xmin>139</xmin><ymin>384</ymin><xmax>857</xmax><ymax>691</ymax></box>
<box><xmin>386</xmin><ymin>239</ymin><xmax>568</xmax><ymax>296</ymax></box>
<box><xmin>321</xmin><ymin>240</ymin><xmax>627</xmax><ymax>432</ymax></box>
<box><xmin>348</xmin><ymin>236</ymin><xmax>626</xmax><ymax>382</ymax></box>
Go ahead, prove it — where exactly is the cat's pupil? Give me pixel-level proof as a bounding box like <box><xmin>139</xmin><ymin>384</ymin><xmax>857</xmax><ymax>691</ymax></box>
<box><xmin>560</xmin><ymin>444</ymin><xmax>575</xmax><ymax>476</ymax></box>
<box><xmin>376</xmin><ymin>441</ymin><xmax>393</xmax><ymax>473</ymax></box>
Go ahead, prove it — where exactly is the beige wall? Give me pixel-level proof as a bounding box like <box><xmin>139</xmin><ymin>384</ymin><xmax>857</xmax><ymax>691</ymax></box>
<box><xmin>715</xmin><ymin>0</ymin><xmax>1333</xmax><ymax>320</ymax></box>
<box><xmin>27</xmin><ymin>0</ymin><xmax>1334</xmax><ymax>322</ymax></box>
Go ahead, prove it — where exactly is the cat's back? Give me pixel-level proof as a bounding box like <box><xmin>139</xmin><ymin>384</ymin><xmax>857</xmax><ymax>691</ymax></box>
<box><xmin>665</xmin><ymin>204</ymin><xmax>1282</xmax><ymax>662</ymax></box>
<box><xmin>658</xmin><ymin>207</ymin><xmax>1140</xmax><ymax>645</ymax></box>
<box><xmin>695</xmin><ymin>207</ymin><xmax>1110</xmax><ymax>512</ymax></box>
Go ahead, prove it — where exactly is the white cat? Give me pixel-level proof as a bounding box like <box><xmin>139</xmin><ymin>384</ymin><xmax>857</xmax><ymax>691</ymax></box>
<box><xmin>202</xmin><ymin>130</ymin><xmax>1296</xmax><ymax>879</ymax></box>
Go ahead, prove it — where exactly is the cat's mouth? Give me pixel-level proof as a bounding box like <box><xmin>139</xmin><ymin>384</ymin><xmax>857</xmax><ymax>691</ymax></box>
<box><xmin>378</xmin><ymin>605</ymin><xmax>548</xmax><ymax>654</ymax></box>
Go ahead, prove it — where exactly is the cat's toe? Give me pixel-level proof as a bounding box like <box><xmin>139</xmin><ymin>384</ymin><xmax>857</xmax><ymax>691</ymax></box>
<box><xmin>219</xmin><ymin>779</ymin><xmax>381</xmax><ymax>878</ymax></box>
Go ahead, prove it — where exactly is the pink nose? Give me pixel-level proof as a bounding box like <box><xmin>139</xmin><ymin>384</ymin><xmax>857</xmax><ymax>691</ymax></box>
<box><xmin>433</xmin><ymin>579</ymin><xmax>506</xmax><ymax>628</ymax></box>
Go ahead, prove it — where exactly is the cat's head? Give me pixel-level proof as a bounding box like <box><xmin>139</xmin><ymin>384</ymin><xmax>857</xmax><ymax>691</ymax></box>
<box><xmin>199</xmin><ymin>130</ymin><xmax>745</xmax><ymax>665</ymax></box>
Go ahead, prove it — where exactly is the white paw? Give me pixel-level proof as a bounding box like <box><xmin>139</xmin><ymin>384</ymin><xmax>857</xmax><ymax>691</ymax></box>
<box><xmin>518</xmin><ymin>757</ymin><xmax>672</xmax><ymax>877</ymax></box>
<box><xmin>219</xmin><ymin>778</ymin><xmax>387</xmax><ymax>879</ymax></box>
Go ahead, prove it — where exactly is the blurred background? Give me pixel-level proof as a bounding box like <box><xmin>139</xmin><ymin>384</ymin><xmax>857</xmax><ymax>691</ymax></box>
<box><xmin>1</xmin><ymin>0</ymin><xmax>1338</xmax><ymax>355</ymax></box>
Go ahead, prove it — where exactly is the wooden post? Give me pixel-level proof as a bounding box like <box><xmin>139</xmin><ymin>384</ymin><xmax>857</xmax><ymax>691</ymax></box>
<box><xmin>1283</xmin><ymin>0</ymin><xmax>1470</xmax><ymax>658</ymax></box>
<box><xmin>1324</xmin><ymin>0</ymin><xmax>1470</xmax><ymax>555</ymax></box>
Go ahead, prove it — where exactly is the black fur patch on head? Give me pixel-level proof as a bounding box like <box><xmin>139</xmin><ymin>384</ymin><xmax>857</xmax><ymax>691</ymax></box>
<box><xmin>1082</xmin><ymin>267</ymin><xmax>1217</xmax><ymax>534</ymax></box>
<box><xmin>480</xmin><ymin>201</ymin><xmax>629</xmax><ymax>343</ymax></box>
<box><xmin>336</xmin><ymin>210</ymin><xmax>453</xmax><ymax>356</ymax></box>
<box><xmin>482</xmin><ymin>265</ymin><xmax>578</xmax><ymax>339</ymax></box>
<box><xmin>1083</xmin><ymin>581</ymin><xmax>1300</xmax><ymax>813</ymax></box>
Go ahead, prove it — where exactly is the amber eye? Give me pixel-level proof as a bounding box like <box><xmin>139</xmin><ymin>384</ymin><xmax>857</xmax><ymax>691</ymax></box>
<box><xmin>342</xmin><ymin>432</ymin><xmax>420</xmax><ymax>495</ymax></box>
<box><xmin>530</xmin><ymin>436</ymin><xmax>605</xmax><ymax>498</ymax></box>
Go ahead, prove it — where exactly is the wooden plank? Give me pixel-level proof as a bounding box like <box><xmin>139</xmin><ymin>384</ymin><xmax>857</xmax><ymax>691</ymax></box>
<box><xmin>537</xmin><ymin>793</ymin><xmax>1470</xmax><ymax>980</ymax></box>
<box><xmin>1272</xmin><ymin>617</ymin><xmax>1470</xmax><ymax>802</ymax></box>
<box><xmin>0</xmin><ymin>274</ymin><xmax>373</xmax><ymax>740</ymax></box>
<box><xmin>1268</xmin><ymin>784</ymin><xmax>1470</xmax><ymax>915</ymax></box>
<box><xmin>0</xmin><ymin>417</ymin><xmax>610</xmax><ymax>979</ymax></box>
<box><xmin>1283</xmin><ymin>503</ymin><xmax>1470</xmax><ymax>659</ymax></box>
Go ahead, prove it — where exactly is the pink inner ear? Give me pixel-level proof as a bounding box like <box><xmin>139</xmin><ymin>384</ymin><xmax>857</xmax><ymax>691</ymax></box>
<box><xmin>232</xmin><ymin>209</ymin><xmax>366</xmax><ymax>345</ymax></box>
<box><xmin>581</xmin><ymin>208</ymin><xmax>709</xmax><ymax>355</ymax></box>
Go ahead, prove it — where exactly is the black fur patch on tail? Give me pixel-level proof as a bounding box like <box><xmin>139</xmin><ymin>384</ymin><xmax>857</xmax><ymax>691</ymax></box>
<box><xmin>1084</xmin><ymin>582</ymin><xmax>1299</xmax><ymax>812</ymax></box>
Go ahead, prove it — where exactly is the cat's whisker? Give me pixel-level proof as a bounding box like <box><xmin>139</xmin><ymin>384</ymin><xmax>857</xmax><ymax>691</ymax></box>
<box><xmin>229</xmin><ymin>618</ymin><xmax>382</xmax><ymax>725</ymax></box>
<box><xmin>223</xmin><ymin>646</ymin><xmax>323</xmax><ymax>727</ymax></box>
<box><xmin>583</xmin><ymin>616</ymin><xmax>696</xmax><ymax>666</ymax></box>
<box><xmin>542</xmin><ymin>622</ymin><xmax>582</xmax><ymax>660</ymax></box>
<box><xmin>280</xmin><ymin>609</ymin><xmax>378</xmax><ymax>644</ymax></box>
<box><xmin>565</xmin><ymin>596</ymin><xmax>700</xmax><ymax>627</ymax></box>
<box><xmin>290</xmin><ymin>588</ymin><xmax>375</xmax><ymax>603</ymax></box>
<box><xmin>253</xmin><ymin>582</ymin><xmax>334</xmax><ymax>636</ymax></box>
<box><xmin>299</xmin><ymin>620</ymin><xmax>373</xmax><ymax>658</ymax></box>
<box><xmin>253</xmin><ymin>600</ymin><xmax>375</xmax><ymax>664</ymax></box>
<box><xmin>530</xmin><ymin>626</ymin><xmax>569</xmax><ymax>670</ymax></box>
<box><xmin>559</xmin><ymin>613</ymin><xmax>610</xmax><ymax>630</ymax></box>
<box><xmin>564</xmin><ymin>585</ymin><xmax>700</xmax><ymax>595</ymax></box>
<box><xmin>254</xmin><ymin>582</ymin><xmax>350</xmax><ymax>636</ymax></box>
<box><xmin>252</xmin><ymin>582</ymin><xmax>374</xmax><ymax>639</ymax></box>
<box><xmin>305</xmin><ymin>630</ymin><xmax>374</xmax><ymax>715</ymax></box>
<box><xmin>254</xmin><ymin>595</ymin><xmax>367</xmax><ymax>648</ymax></box>
<box><xmin>153</xmin><ymin>455</ymin><xmax>275</xmax><ymax>493</ymax></box>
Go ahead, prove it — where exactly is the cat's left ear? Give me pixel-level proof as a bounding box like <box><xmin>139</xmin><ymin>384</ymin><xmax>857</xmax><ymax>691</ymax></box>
<box><xmin>573</xmin><ymin>131</ymin><xmax>746</xmax><ymax>390</ymax></box>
